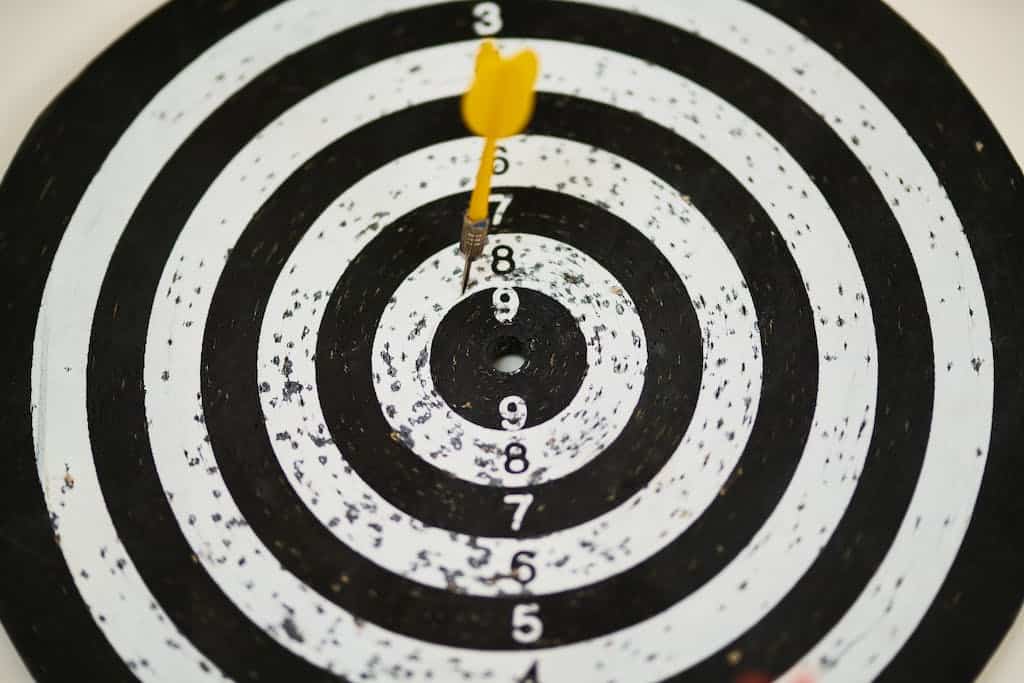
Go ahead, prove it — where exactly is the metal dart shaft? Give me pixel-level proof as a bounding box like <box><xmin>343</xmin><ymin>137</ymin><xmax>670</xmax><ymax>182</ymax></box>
<box><xmin>460</xmin><ymin>252</ymin><xmax>472</xmax><ymax>293</ymax></box>
<box><xmin>459</xmin><ymin>212</ymin><xmax>490</xmax><ymax>294</ymax></box>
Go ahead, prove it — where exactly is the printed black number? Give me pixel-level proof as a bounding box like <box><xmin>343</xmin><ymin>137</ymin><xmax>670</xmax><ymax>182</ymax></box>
<box><xmin>511</xmin><ymin>550</ymin><xmax>537</xmax><ymax>584</ymax></box>
<box><xmin>493</xmin><ymin>145</ymin><xmax>510</xmax><ymax>175</ymax></box>
<box><xmin>504</xmin><ymin>442</ymin><xmax>529</xmax><ymax>474</ymax></box>
<box><xmin>492</xmin><ymin>245</ymin><xmax>516</xmax><ymax>275</ymax></box>
<box><xmin>517</xmin><ymin>662</ymin><xmax>540</xmax><ymax>683</ymax></box>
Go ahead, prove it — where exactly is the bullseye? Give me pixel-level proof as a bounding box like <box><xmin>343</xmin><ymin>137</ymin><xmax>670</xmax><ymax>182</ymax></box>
<box><xmin>490</xmin><ymin>337</ymin><xmax>527</xmax><ymax>374</ymax></box>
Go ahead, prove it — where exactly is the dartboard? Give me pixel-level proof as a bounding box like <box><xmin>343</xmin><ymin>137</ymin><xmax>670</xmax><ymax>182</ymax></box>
<box><xmin>1</xmin><ymin>1</ymin><xmax>1022</xmax><ymax>681</ymax></box>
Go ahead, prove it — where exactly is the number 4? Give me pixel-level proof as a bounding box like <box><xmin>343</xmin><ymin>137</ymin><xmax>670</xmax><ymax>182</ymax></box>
<box><xmin>503</xmin><ymin>492</ymin><xmax>533</xmax><ymax>531</ymax></box>
<box><xmin>518</xmin><ymin>661</ymin><xmax>540</xmax><ymax>682</ymax></box>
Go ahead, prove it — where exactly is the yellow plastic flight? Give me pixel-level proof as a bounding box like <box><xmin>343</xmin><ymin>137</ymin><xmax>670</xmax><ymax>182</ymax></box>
<box><xmin>462</xmin><ymin>41</ymin><xmax>539</xmax><ymax>221</ymax></box>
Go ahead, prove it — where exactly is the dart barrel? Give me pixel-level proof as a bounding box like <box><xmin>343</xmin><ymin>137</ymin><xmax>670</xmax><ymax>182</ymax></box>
<box><xmin>459</xmin><ymin>211</ymin><xmax>490</xmax><ymax>259</ymax></box>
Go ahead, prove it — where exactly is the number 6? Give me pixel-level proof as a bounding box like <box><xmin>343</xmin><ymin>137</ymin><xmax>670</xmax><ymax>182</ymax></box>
<box><xmin>511</xmin><ymin>550</ymin><xmax>537</xmax><ymax>584</ymax></box>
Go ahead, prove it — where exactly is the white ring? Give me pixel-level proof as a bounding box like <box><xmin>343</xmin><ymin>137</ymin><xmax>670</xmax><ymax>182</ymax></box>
<box><xmin>369</xmin><ymin>233</ymin><xmax>647</xmax><ymax>488</ymax></box>
<box><xmin>148</xmin><ymin>39</ymin><xmax>869</xmax><ymax>671</ymax></box>
<box><xmin>258</xmin><ymin>136</ymin><xmax>753</xmax><ymax>596</ymax></box>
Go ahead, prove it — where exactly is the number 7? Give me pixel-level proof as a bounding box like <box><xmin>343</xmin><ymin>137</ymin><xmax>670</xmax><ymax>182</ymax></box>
<box><xmin>503</xmin><ymin>492</ymin><xmax>533</xmax><ymax>531</ymax></box>
<box><xmin>490</xmin><ymin>192</ymin><xmax>514</xmax><ymax>225</ymax></box>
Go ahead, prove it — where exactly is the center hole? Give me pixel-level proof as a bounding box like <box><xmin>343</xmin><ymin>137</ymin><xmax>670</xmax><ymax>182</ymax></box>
<box><xmin>491</xmin><ymin>335</ymin><xmax>526</xmax><ymax>374</ymax></box>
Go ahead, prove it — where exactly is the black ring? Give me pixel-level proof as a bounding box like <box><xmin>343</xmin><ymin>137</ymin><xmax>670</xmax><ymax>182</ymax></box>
<box><xmin>311</xmin><ymin>182</ymin><xmax>702</xmax><ymax>537</ymax></box>
<box><xmin>200</xmin><ymin>87</ymin><xmax>815</xmax><ymax>648</ymax></box>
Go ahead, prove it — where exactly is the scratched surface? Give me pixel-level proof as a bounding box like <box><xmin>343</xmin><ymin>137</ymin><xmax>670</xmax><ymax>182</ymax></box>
<box><xmin>0</xmin><ymin>1</ymin><xmax>1021</xmax><ymax>682</ymax></box>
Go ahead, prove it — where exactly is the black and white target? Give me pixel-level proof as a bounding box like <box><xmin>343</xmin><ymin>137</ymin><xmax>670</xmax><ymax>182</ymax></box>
<box><xmin>1</xmin><ymin>1</ymin><xmax>1022</xmax><ymax>681</ymax></box>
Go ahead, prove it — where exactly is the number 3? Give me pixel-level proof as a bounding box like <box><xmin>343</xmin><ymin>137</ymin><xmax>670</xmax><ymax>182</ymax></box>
<box><xmin>473</xmin><ymin>2</ymin><xmax>502</xmax><ymax>36</ymax></box>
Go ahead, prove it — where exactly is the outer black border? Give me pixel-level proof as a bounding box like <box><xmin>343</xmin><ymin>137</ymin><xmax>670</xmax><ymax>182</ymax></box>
<box><xmin>0</xmin><ymin>1</ymin><xmax>281</xmax><ymax>682</ymax></box>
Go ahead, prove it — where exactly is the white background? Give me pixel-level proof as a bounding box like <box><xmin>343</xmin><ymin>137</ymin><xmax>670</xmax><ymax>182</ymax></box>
<box><xmin>0</xmin><ymin>1</ymin><xmax>1020</xmax><ymax>681</ymax></box>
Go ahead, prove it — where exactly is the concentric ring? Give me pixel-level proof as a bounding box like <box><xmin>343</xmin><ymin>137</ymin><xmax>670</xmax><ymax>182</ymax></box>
<box><xmin>51</xmin><ymin>13</ymin><xmax>876</xmax><ymax>675</ymax></box>
<box><xmin>250</xmin><ymin>141</ymin><xmax>752</xmax><ymax>594</ymax></box>
<box><xmin>365</xmin><ymin>230</ymin><xmax>648</xmax><ymax>488</ymax></box>
<box><xmin>105</xmin><ymin>44</ymin><xmax>831</xmax><ymax>663</ymax></box>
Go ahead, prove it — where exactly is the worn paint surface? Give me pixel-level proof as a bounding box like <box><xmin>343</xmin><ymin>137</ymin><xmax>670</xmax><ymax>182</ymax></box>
<box><xmin>0</xmin><ymin>0</ymin><xmax>1017</xmax><ymax>682</ymax></box>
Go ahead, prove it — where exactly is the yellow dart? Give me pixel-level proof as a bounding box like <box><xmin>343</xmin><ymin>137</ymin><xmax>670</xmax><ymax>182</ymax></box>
<box><xmin>459</xmin><ymin>41</ymin><xmax>539</xmax><ymax>293</ymax></box>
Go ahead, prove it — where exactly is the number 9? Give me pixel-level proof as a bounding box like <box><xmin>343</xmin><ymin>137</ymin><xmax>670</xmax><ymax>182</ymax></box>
<box><xmin>499</xmin><ymin>395</ymin><xmax>527</xmax><ymax>430</ymax></box>
<box><xmin>492</xmin><ymin>287</ymin><xmax>520</xmax><ymax>323</ymax></box>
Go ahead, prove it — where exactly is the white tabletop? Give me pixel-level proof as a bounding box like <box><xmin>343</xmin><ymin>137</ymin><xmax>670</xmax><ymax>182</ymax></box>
<box><xmin>0</xmin><ymin>0</ymin><xmax>1021</xmax><ymax>680</ymax></box>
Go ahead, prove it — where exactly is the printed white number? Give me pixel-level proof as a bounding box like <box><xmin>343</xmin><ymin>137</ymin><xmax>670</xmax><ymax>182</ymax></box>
<box><xmin>490</xmin><ymin>192</ymin><xmax>514</xmax><ymax>225</ymax></box>
<box><xmin>472</xmin><ymin>2</ymin><xmax>502</xmax><ymax>36</ymax></box>
<box><xmin>503</xmin><ymin>493</ymin><xmax>533</xmax><ymax>531</ymax></box>
<box><xmin>499</xmin><ymin>395</ymin><xmax>527</xmax><ymax>430</ymax></box>
<box><xmin>492</xmin><ymin>287</ymin><xmax>520</xmax><ymax>323</ymax></box>
<box><xmin>512</xmin><ymin>603</ymin><xmax>543</xmax><ymax>644</ymax></box>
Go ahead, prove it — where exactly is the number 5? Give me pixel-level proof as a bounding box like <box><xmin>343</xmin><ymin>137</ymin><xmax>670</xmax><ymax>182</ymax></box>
<box><xmin>512</xmin><ymin>603</ymin><xmax>543</xmax><ymax>644</ymax></box>
<box><xmin>473</xmin><ymin>2</ymin><xmax>502</xmax><ymax>36</ymax></box>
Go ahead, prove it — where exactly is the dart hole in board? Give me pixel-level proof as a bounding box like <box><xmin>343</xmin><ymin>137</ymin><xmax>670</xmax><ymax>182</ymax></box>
<box><xmin>490</xmin><ymin>334</ymin><xmax>527</xmax><ymax>374</ymax></box>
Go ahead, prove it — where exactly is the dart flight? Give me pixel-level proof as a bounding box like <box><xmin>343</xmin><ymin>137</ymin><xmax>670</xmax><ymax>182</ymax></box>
<box><xmin>463</xmin><ymin>40</ymin><xmax>539</xmax><ymax>222</ymax></box>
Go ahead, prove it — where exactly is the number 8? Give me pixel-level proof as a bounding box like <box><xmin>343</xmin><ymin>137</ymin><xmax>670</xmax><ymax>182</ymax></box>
<box><xmin>504</xmin><ymin>443</ymin><xmax>529</xmax><ymax>474</ymax></box>
<box><xmin>492</xmin><ymin>245</ymin><xmax>516</xmax><ymax>275</ymax></box>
